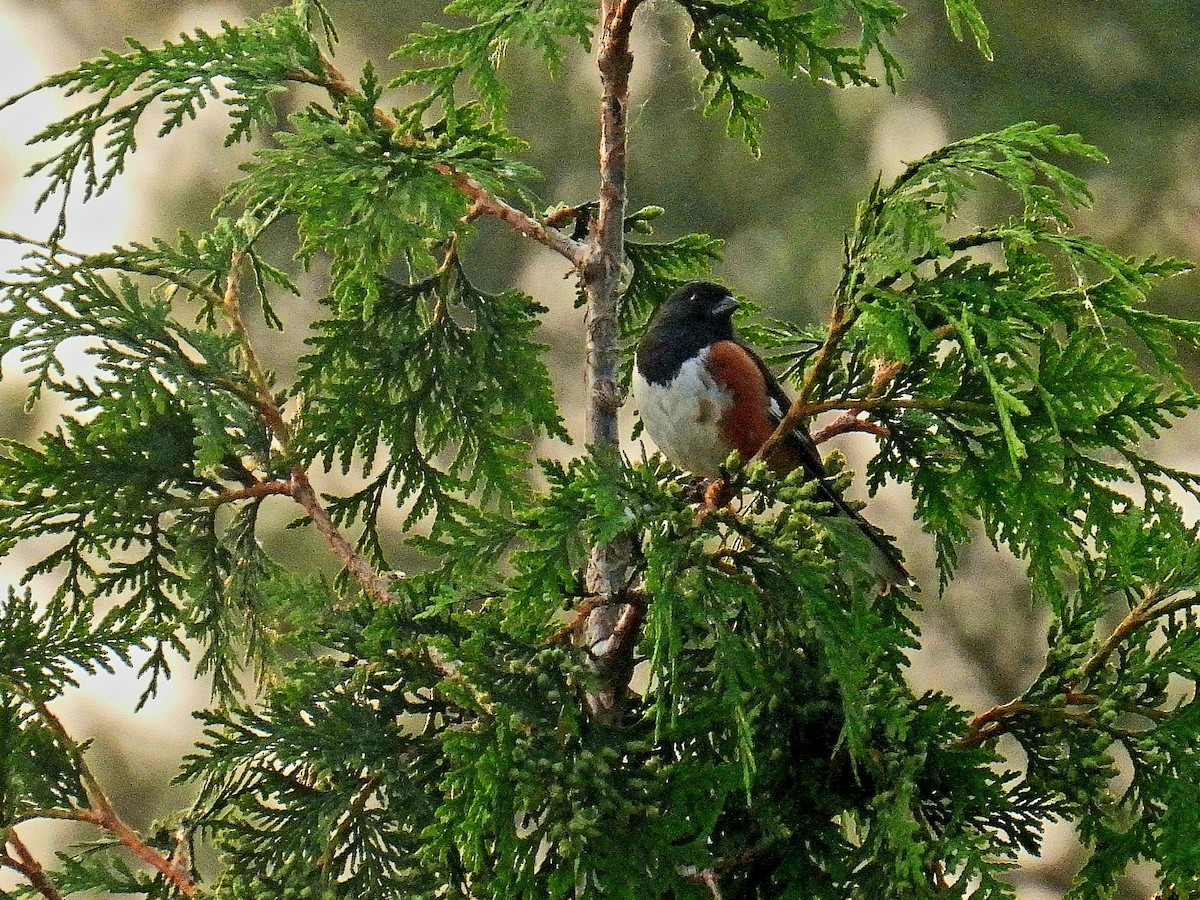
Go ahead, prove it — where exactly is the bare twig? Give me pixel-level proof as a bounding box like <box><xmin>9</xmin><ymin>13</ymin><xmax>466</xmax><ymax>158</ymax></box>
<box><xmin>678</xmin><ymin>844</ymin><xmax>762</xmax><ymax>894</ymax></box>
<box><xmin>161</xmin><ymin>479</ymin><xmax>293</xmax><ymax>511</ymax></box>
<box><xmin>548</xmin><ymin>588</ymin><xmax>653</xmax><ymax>646</ymax></box>
<box><xmin>700</xmin><ymin>868</ymin><xmax>724</xmax><ymax>899</ymax></box>
<box><xmin>960</xmin><ymin>697</ymin><xmax>1035</xmax><ymax>749</ymax></box>
<box><xmin>286</xmin><ymin>468</ymin><xmax>396</xmax><ymax>603</ymax></box>
<box><xmin>5</xmin><ymin>830</ymin><xmax>66</xmax><ymax>900</ymax></box>
<box><xmin>222</xmin><ymin>251</ymin><xmax>271</xmax><ymax>400</ymax></box>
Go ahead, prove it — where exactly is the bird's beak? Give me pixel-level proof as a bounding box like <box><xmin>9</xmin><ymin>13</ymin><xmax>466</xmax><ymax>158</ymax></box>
<box><xmin>714</xmin><ymin>295</ymin><xmax>741</xmax><ymax>316</ymax></box>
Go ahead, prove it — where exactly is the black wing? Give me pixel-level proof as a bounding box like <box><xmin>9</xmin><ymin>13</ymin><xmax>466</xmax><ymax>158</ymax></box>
<box><xmin>737</xmin><ymin>341</ymin><xmax>911</xmax><ymax>587</ymax></box>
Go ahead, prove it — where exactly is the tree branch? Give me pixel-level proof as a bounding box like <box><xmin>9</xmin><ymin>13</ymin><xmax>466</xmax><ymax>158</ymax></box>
<box><xmin>283</xmin><ymin>469</ymin><xmax>393</xmax><ymax>598</ymax></box>
<box><xmin>755</xmin><ymin>394</ymin><xmax>992</xmax><ymax>463</ymax></box>
<box><xmin>292</xmin><ymin>58</ymin><xmax>586</xmax><ymax>266</ymax></box>
<box><xmin>581</xmin><ymin>0</ymin><xmax>642</xmax><ymax>725</ymax></box>
<box><xmin>5</xmin><ymin>830</ymin><xmax>66</xmax><ymax>900</ymax></box>
<box><xmin>546</xmin><ymin>589</ymin><xmax>650</xmax><ymax>645</ymax></box>
<box><xmin>217</xmin><ymin>251</ymin><xmax>394</xmax><ymax>604</ymax></box>
<box><xmin>160</xmin><ymin>479</ymin><xmax>294</xmax><ymax>511</ymax></box>
<box><xmin>30</xmin><ymin>699</ymin><xmax>197</xmax><ymax>897</ymax></box>
<box><xmin>960</xmin><ymin>697</ymin><xmax>1034</xmax><ymax>749</ymax></box>
<box><xmin>678</xmin><ymin>843</ymin><xmax>763</xmax><ymax>895</ymax></box>
<box><xmin>754</xmin><ymin>225</ymin><xmax>1001</xmax><ymax>466</ymax></box>
<box><xmin>811</xmin><ymin>411</ymin><xmax>891</xmax><ymax>444</ymax></box>
<box><xmin>215</xmin><ymin>250</ymin><xmax>487</xmax><ymax>704</ymax></box>
<box><xmin>960</xmin><ymin>584</ymin><xmax>1200</xmax><ymax>748</ymax></box>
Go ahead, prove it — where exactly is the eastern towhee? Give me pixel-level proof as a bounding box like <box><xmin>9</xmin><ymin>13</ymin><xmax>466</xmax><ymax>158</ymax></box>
<box><xmin>632</xmin><ymin>281</ymin><xmax>908</xmax><ymax>586</ymax></box>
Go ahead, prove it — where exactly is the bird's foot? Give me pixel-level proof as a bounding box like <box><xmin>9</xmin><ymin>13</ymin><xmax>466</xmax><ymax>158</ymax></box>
<box><xmin>703</xmin><ymin>477</ymin><xmax>735</xmax><ymax>509</ymax></box>
<box><xmin>694</xmin><ymin>477</ymin><xmax>740</xmax><ymax>527</ymax></box>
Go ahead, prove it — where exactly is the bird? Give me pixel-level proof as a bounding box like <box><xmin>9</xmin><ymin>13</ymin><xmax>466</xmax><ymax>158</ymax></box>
<box><xmin>632</xmin><ymin>280</ymin><xmax>908</xmax><ymax>586</ymax></box>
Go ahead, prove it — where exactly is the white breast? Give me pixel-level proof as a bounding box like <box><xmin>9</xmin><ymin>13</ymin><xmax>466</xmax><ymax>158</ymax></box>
<box><xmin>632</xmin><ymin>350</ymin><xmax>732</xmax><ymax>478</ymax></box>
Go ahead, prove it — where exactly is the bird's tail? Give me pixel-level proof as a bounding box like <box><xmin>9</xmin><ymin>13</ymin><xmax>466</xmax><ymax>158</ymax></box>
<box><xmin>817</xmin><ymin>486</ymin><xmax>912</xmax><ymax>589</ymax></box>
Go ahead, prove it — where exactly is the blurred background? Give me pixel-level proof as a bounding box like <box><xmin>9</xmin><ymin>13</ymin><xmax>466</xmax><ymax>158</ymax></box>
<box><xmin>1</xmin><ymin>0</ymin><xmax>1198</xmax><ymax>896</ymax></box>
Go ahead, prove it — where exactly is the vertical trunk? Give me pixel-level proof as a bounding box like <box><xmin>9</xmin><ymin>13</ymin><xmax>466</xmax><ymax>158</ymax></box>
<box><xmin>582</xmin><ymin>0</ymin><xmax>638</xmax><ymax>724</ymax></box>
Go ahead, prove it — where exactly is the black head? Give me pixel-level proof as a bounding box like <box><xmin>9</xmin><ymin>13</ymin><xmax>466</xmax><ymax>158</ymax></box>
<box><xmin>648</xmin><ymin>281</ymin><xmax>741</xmax><ymax>335</ymax></box>
<box><xmin>636</xmin><ymin>282</ymin><xmax>742</xmax><ymax>383</ymax></box>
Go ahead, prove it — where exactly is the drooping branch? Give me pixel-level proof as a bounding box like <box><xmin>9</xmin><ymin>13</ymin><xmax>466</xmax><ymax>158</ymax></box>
<box><xmin>217</xmin><ymin>253</ymin><xmax>394</xmax><ymax>604</ymax></box>
<box><xmin>217</xmin><ymin>253</ymin><xmax>486</xmax><ymax>706</ymax></box>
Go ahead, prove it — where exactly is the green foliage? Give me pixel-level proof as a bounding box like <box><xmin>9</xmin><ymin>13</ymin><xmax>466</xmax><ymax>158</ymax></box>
<box><xmin>180</xmin><ymin>646</ymin><xmax>450</xmax><ymax>898</ymax></box>
<box><xmin>168</xmin><ymin>452</ymin><xmax>1050</xmax><ymax>897</ymax></box>
<box><xmin>943</xmin><ymin>0</ymin><xmax>992</xmax><ymax>59</ymax></box>
<box><xmin>678</xmin><ymin>0</ymin><xmax>904</xmax><ymax>152</ymax></box>
<box><xmin>294</xmin><ymin>260</ymin><xmax>567</xmax><ymax>570</ymax></box>
<box><xmin>0</xmin><ymin>590</ymin><xmax>147</xmax><ymax>700</ymax></box>
<box><xmin>964</xmin><ymin>505</ymin><xmax>1200</xmax><ymax>898</ymax></box>
<box><xmin>621</xmin><ymin>230</ymin><xmax>726</xmax><ymax>337</ymax></box>
<box><xmin>676</xmin><ymin>0</ymin><xmax>994</xmax><ymax>153</ymax></box>
<box><xmin>0</xmin><ymin>695</ymin><xmax>90</xmax><ymax>835</ymax></box>
<box><xmin>791</xmin><ymin>122</ymin><xmax>1200</xmax><ymax>597</ymax></box>
<box><xmin>0</xmin><ymin>1</ymin><xmax>1198</xmax><ymax>899</ymax></box>
<box><xmin>17</xmin><ymin>848</ymin><xmax>163</xmax><ymax>899</ymax></box>
<box><xmin>227</xmin><ymin>95</ymin><xmax>537</xmax><ymax>316</ymax></box>
<box><xmin>392</xmin><ymin>0</ymin><xmax>595</xmax><ymax>126</ymax></box>
<box><xmin>0</xmin><ymin>230</ymin><xmax>284</xmax><ymax>705</ymax></box>
<box><xmin>0</xmin><ymin>6</ymin><xmax>325</xmax><ymax>238</ymax></box>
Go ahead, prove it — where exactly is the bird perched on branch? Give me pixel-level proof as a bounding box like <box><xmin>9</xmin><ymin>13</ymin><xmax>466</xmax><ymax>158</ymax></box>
<box><xmin>632</xmin><ymin>280</ymin><xmax>908</xmax><ymax>586</ymax></box>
